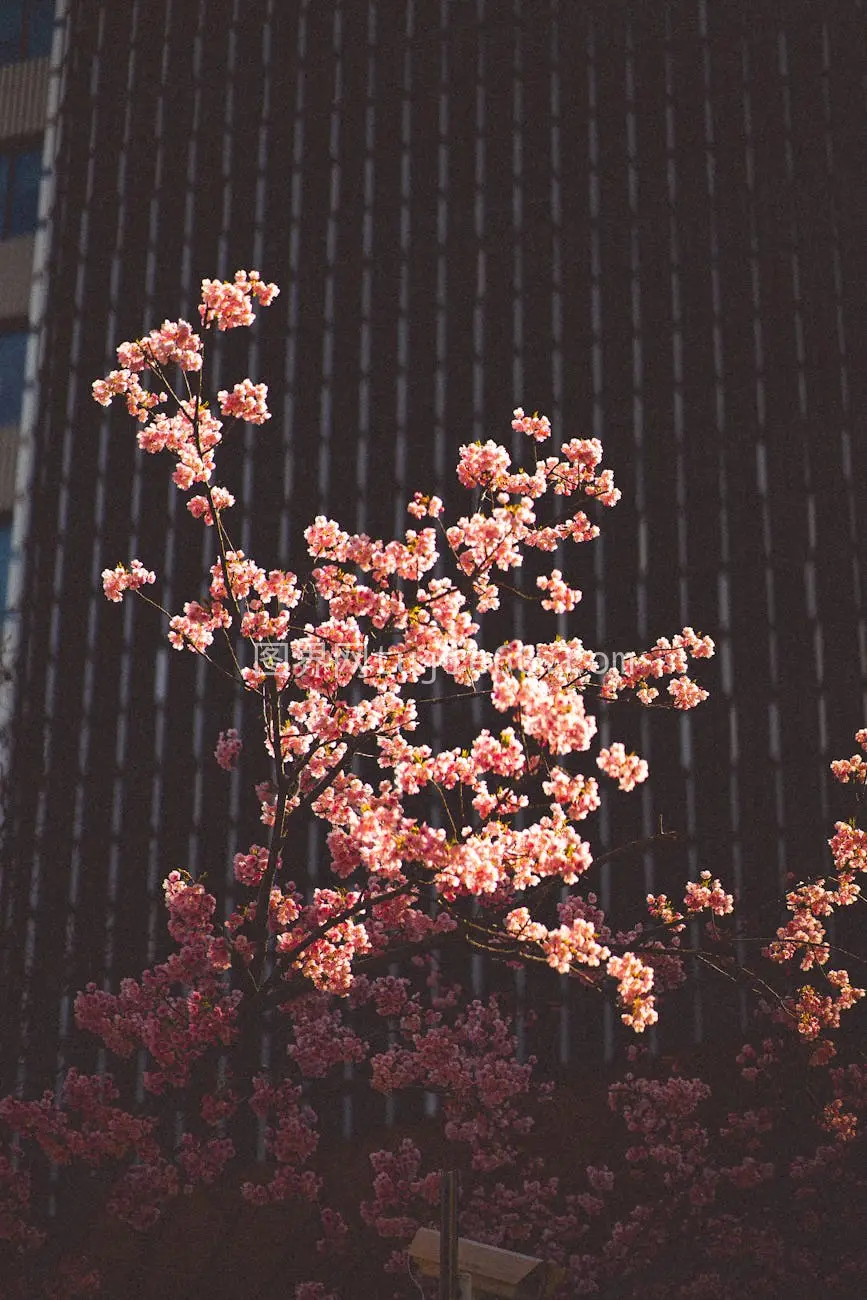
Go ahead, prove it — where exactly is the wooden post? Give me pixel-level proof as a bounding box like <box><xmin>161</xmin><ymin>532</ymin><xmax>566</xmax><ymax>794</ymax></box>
<box><xmin>439</xmin><ymin>1169</ymin><xmax>460</xmax><ymax>1300</ymax></box>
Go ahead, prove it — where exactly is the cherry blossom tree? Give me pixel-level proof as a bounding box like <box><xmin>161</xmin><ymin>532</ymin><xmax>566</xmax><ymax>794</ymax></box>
<box><xmin>1</xmin><ymin>272</ymin><xmax>865</xmax><ymax>1298</ymax></box>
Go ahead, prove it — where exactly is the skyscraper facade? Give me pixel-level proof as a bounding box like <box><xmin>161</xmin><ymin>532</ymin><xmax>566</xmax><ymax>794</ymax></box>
<box><xmin>3</xmin><ymin>0</ymin><xmax>867</xmax><ymax>1096</ymax></box>
<box><xmin>0</xmin><ymin>0</ymin><xmax>53</xmax><ymax>632</ymax></box>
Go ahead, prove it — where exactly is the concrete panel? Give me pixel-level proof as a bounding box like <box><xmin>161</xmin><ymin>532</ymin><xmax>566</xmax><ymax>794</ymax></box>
<box><xmin>0</xmin><ymin>425</ymin><xmax>18</xmax><ymax>512</ymax></box>
<box><xmin>0</xmin><ymin>235</ymin><xmax>35</xmax><ymax>321</ymax></box>
<box><xmin>0</xmin><ymin>58</ymin><xmax>49</xmax><ymax>141</ymax></box>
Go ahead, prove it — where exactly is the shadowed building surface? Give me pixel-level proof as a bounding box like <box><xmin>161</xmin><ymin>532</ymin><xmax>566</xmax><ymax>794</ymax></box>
<box><xmin>2</xmin><ymin>0</ymin><xmax>866</xmax><ymax>1112</ymax></box>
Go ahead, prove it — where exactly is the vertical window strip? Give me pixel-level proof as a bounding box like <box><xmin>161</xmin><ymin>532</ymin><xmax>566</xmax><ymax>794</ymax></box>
<box><xmin>185</xmin><ymin>0</ymin><xmax>236</xmax><ymax>887</ymax></box>
<box><xmin>317</xmin><ymin>0</ymin><xmax>343</xmax><ymax>513</ymax></box>
<box><xmin>741</xmin><ymin>39</ymin><xmax>785</xmax><ymax>892</ymax></box>
<box><xmin>238</xmin><ymin>0</ymin><xmax>272</xmax><ymax>576</ymax></box>
<box><xmin>413</xmin><ymin>1</ymin><xmax>449</xmax><ymax>1075</ymax></box>
<box><xmin>279</xmin><ymin>0</ymin><xmax>307</xmax><ymax>563</ymax></box>
<box><xmin>216</xmin><ymin>0</ymin><xmax>236</xmax><ymax>280</ymax></box>
<box><xmin>343</xmin><ymin>0</ymin><xmax>380</xmax><ymax>1141</ymax></box>
<box><xmin>625</xmin><ymin>20</ymin><xmax>655</xmax><ymax>953</ymax></box>
<box><xmin>625</xmin><ymin>21</ymin><xmax>645</xmax><ymax>641</ymax></box>
<box><xmin>510</xmin><ymin>0</ymin><xmax>522</xmax><ymax>408</ymax></box>
<box><xmin>1</xmin><ymin>0</ymin><xmax>65</xmax><ymax>865</ymax></box>
<box><xmin>550</xmin><ymin>4</ymin><xmax>566</xmax><ymax>624</ymax></box>
<box><xmin>777</xmin><ymin>29</ymin><xmax>817</xmax><ymax>774</ymax></box>
<box><xmin>179</xmin><ymin>0</ymin><xmax>205</xmax><ymax>315</ymax></box>
<box><xmin>137</xmin><ymin>6</ymin><xmax>181</xmax><ymax>1112</ymax></box>
<box><xmin>356</xmin><ymin>0</ymin><xmax>378</xmax><ymax>536</ymax></box>
<box><xmin>821</xmin><ymin>23</ymin><xmax>867</xmax><ymax>727</ymax></box>
<box><xmin>15</xmin><ymin>3</ymin><xmax>67</xmax><ymax>1087</ymax></box>
<box><xmin>777</xmin><ymin>33</ymin><xmax>808</xmax><ymax>425</ymax></box>
<box><xmin>662</xmin><ymin>20</ymin><xmax>686</xmax><ymax>629</ymax></box>
<box><xmin>766</xmin><ymin>30</ymin><xmax>801</xmax><ymax>890</ymax></box>
<box><xmin>693</xmin><ymin>0</ymin><xmax>733</xmax><ymax>1036</ymax></box>
<box><xmin>549</xmin><ymin>0</ymin><xmax>563</xmax><ymax>435</ymax></box>
<box><xmin>392</xmin><ymin>0</ymin><xmax>410</xmax><ymax>538</ymax></box>
<box><xmin>253</xmin><ymin>5</ymin><xmax>272</xmax><ymax>274</ymax></box>
<box><xmin>813</xmin><ymin>23</ymin><xmax>845</xmax><ymax>786</ymax></box>
<box><xmin>699</xmin><ymin>2</ymin><xmax>725</xmax><ymax>446</ymax></box>
<box><xmin>463</xmin><ymin>5</ymin><xmax>487</xmax><ymax>737</ymax></box>
<box><xmin>686</xmin><ymin>13</ymin><xmax>708</xmax><ymax>1039</ymax></box>
<box><xmin>217</xmin><ymin>0</ymin><xmax>275</xmax><ymax>1140</ymax></box>
<box><xmin>146</xmin><ymin>540</ymin><xmax>172</xmax><ymax>971</ymax></box>
<box><xmin>846</xmin><ymin>9</ymin><xmax>866</xmax><ymax>725</ymax></box>
<box><xmin>434</xmin><ymin>0</ymin><xmax>448</xmax><ymax>487</ymax></box>
<box><xmin>698</xmin><ymin>0</ymin><xmax>725</xmax><ymax>747</ymax></box>
<box><xmin>59</xmin><ymin>0</ymin><xmax>148</xmax><ymax>1050</ymax></box>
<box><xmin>587</xmin><ymin>24</ymin><xmax>603</xmax><ymax>438</ymax></box>
<box><xmin>419</xmin><ymin>0</ymin><xmax>452</xmax><ymax>1123</ymax></box>
<box><xmin>143</xmin><ymin>0</ymin><xmax>172</xmax><ymax>318</ymax></box>
<box><xmin>697</xmin><ymin>5</ymin><xmax>745</xmax><ymax>1022</ymax></box>
<box><xmin>146</xmin><ymin>0</ymin><xmax>207</xmax><ymax>961</ymax></box>
<box><xmin>472</xmin><ymin>1</ymin><xmax>489</xmax><ymax>1004</ymax></box>
<box><xmin>820</xmin><ymin>21</ymin><xmax>852</xmax><ymax>436</ymax></box>
<box><xmin>18</xmin><ymin>0</ymin><xmax>107</xmax><ymax>1096</ymax></box>
<box><xmin>507</xmin><ymin>0</ymin><xmax>525</xmax><ymax>648</ymax></box>
<box><xmin>472</xmin><ymin>0</ymin><xmax>486</xmax><ymax>446</ymax></box>
<box><xmin>429</xmin><ymin>0</ymin><xmax>449</xmax><ymax>755</ymax></box>
<box><xmin>61</xmin><ymin>523</ymin><xmax>104</xmax><ymax>1045</ymax></box>
<box><xmin>585</xmin><ymin>18</ymin><xmax>613</xmax><ymax>1061</ymax></box>
<box><xmin>191</xmin><ymin>0</ymin><xmax>244</xmax><ymax>890</ymax></box>
<box><xmin>587</xmin><ymin>18</ymin><xmax>605</xmax><ymax>654</ymax></box>
<box><xmin>549</xmin><ymin>0</ymin><xmax>569</xmax><ymax>1070</ymax></box>
<box><xmin>237</xmin><ymin>2</ymin><xmax>263</xmax><ymax>577</ymax></box>
<box><xmin>211</xmin><ymin>0</ymin><xmax>243</xmax><ymax>901</ymax></box>
<box><xmin>128</xmin><ymin>0</ymin><xmax>168</xmax><ymax>977</ymax></box>
<box><xmin>509</xmin><ymin>0</ymin><xmax>526</xmax><ymax>1015</ymax></box>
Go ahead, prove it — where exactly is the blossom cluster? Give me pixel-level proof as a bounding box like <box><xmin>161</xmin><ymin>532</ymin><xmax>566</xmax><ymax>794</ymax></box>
<box><xmin>199</xmin><ymin>269</ymin><xmax>279</xmax><ymax>330</ymax></box>
<box><xmin>214</xmin><ymin>727</ymin><xmax>242</xmax><ymax>770</ymax></box>
<box><xmin>599</xmin><ymin>629</ymin><xmax>714</xmax><ymax>709</ymax></box>
<box><xmin>596</xmin><ymin>743</ymin><xmax>649</xmax><ymax>793</ymax></box>
<box><xmin>830</xmin><ymin>728</ymin><xmax>867</xmax><ymax>783</ymax></box>
<box><xmin>101</xmin><ymin>558</ymin><xmax>156</xmax><ymax>603</ymax></box>
<box><xmin>683</xmin><ymin>872</ymin><xmax>735</xmax><ymax>917</ymax></box>
<box><xmin>217</xmin><ymin>378</ymin><xmax>271</xmax><ymax>424</ymax></box>
<box><xmin>761</xmin><ymin>736</ymin><xmax>867</xmax><ymax>991</ymax></box>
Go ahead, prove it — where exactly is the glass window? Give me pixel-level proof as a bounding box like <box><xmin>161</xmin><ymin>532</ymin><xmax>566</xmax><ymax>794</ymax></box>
<box><xmin>0</xmin><ymin>0</ymin><xmax>54</xmax><ymax>67</ymax></box>
<box><xmin>0</xmin><ymin>147</ymin><xmax>41</xmax><ymax>238</ymax></box>
<box><xmin>0</xmin><ymin>2</ymin><xmax>26</xmax><ymax>67</ymax></box>
<box><xmin>25</xmin><ymin>0</ymin><xmax>54</xmax><ymax>59</ymax></box>
<box><xmin>0</xmin><ymin>333</ymin><xmax>28</xmax><ymax>426</ymax></box>
<box><xmin>6</xmin><ymin>149</ymin><xmax>40</xmax><ymax>235</ymax></box>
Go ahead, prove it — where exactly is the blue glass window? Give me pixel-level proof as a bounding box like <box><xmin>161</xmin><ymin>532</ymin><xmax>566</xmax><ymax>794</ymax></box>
<box><xmin>0</xmin><ymin>0</ymin><xmax>54</xmax><ymax>66</ymax></box>
<box><xmin>25</xmin><ymin>0</ymin><xmax>54</xmax><ymax>58</ymax></box>
<box><xmin>0</xmin><ymin>333</ymin><xmax>28</xmax><ymax>426</ymax></box>
<box><xmin>0</xmin><ymin>147</ymin><xmax>41</xmax><ymax>238</ymax></box>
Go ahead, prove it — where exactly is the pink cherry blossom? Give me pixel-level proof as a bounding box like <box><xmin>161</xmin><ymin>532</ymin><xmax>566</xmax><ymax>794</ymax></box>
<box><xmin>198</xmin><ymin>269</ymin><xmax>279</xmax><ymax>331</ymax></box>
<box><xmin>683</xmin><ymin>872</ymin><xmax>734</xmax><ymax>917</ymax></box>
<box><xmin>214</xmin><ymin>727</ymin><xmax>243</xmax><ymax>770</ymax></box>
<box><xmin>511</xmin><ymin>405</ymin><xmax>552</xmax><ymax>441</ymax></box>
<box><xmin>101</xmin><ymin>559</ymin><xmax>156</xmax><ymax>602</ymax></box>
<box><xmin>596</xmin><ymin>743</ymin><xmax>649</xmax><ymax>792</ymax></box>
<box><xmin>218</xmin><ymin>378</ymin><xmax>271</xmax><ymax>424</ymax></box>
<box><xmin>536</xmin><ymin>568</ymin><xmax>583</xmax><ymax>612</ymax></box>
<box><xmin>668</xmin><ymin>676</ymin><xmax>710</xmax><ymax>710</ymax></box>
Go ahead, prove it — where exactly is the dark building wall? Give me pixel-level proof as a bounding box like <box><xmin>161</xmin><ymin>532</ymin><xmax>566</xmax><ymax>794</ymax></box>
<box><xmin>3</xmin><ymin>0</ymin><xmax>867</xmax><ymax>1094</ymax></box>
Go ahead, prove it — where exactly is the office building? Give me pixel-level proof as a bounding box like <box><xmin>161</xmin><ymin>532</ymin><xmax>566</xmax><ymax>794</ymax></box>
<box><xmin>0</xmin><ymin>1</ymin><xmax>53</xmax><ymax>624</ymax></box>
<box><xmin>2</xmin><ymin>0</ymin><xmax>867</xmax><ymax>1096</ymax></box>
